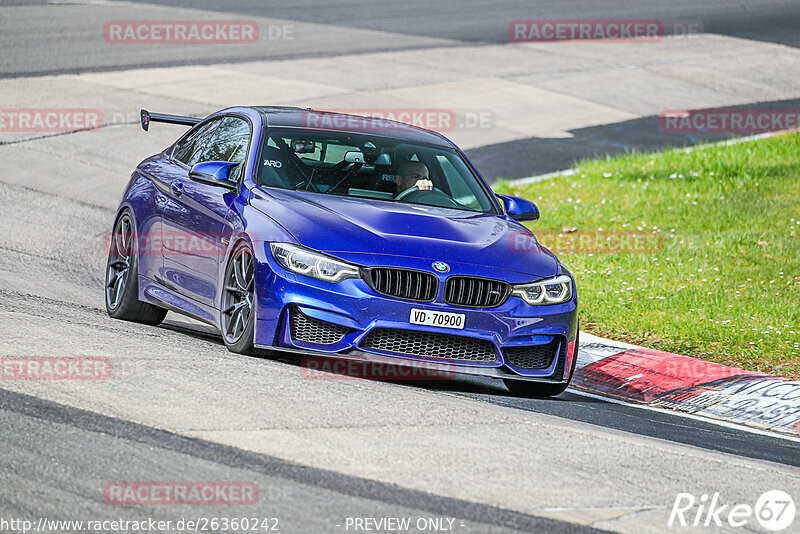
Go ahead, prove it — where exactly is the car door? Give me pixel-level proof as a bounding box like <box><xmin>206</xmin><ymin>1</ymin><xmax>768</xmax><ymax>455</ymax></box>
<box><xmin>160</xmin><ymin>116</ymin><xmax>251</xmax><ymax>307</ymax></box>
<box><xmin>148</xmin><ymin>118</ymin><xmax>217</xmax><ymax>291</ymax></box>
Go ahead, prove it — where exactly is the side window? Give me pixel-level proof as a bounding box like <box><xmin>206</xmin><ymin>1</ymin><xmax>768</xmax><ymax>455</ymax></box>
<box><xmin>436</xmin><ymin>154</ymin><xmax>481</xmax><ymax>210</ymax></box>
<box><xmin>196</xmin><ymin>117</ymin><xmax>251</xmax><ymax>180</ymax></box>
<box><xmin>172</xmin><ymin>120</ymin><xmax>220</xmax><ymax>166</ymax></box>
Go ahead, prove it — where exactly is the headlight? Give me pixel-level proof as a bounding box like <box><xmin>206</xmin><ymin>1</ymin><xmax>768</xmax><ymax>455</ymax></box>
<box><xmin>270</xmin><ymin>243</ymin><xmax>360</xmax><ymax>283</ymax></box>
<box><xmin>511</xmin><ymin>275</ymin><xmax>572</xmax><ymax>305</ymax></box>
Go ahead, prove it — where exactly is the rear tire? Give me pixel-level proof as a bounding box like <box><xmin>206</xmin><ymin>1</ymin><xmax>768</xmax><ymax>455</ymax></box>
<box><xmin>105</xmin><ymin>210</ymin><xmax>167</xmax><ymax>325</ymax></box>
<box><xmin>220</xmin><ymin>241</ymin><xmax>256</xmax><ymax>355</ymax></box>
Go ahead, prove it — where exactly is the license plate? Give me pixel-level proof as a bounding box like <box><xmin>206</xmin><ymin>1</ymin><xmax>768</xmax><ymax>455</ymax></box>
<box><xmin>409</xmin><ymin>308</ymin><xmax>465</xmax><ymax>330</ymax></box>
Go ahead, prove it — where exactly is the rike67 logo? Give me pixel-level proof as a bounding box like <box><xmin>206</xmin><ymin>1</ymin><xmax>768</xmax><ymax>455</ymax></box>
<box><xmin>669</xmin><ymin>490</ymin><xmax>795</xmax><ymax>531</ymax></box>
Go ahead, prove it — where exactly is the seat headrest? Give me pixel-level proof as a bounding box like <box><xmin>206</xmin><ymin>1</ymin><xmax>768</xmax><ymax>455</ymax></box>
<box><xmin>259</xmin><ymin>146</ymin><xmax>293</xmax><ymax>187</ymax></box>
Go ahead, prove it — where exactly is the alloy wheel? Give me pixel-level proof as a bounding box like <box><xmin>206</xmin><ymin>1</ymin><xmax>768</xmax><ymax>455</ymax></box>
<box><xmin>105</xmin><ymin>213</ymin><xmax>133</xmax><ymax>310</ymax></box>
<box><xmin>222</xmin><ymin>246</ymin><xmax>254</xmax><ymax>343</ymax></box>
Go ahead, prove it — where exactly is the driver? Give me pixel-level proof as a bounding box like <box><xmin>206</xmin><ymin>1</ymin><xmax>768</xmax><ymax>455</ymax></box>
<box><xmin>394</xmin><ymin>161</ymin><xmax>433</xmax><ymax>198</ymax></box>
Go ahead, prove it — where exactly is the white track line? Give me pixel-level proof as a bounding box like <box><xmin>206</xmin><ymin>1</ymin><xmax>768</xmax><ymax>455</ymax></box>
<box><xmin>568</xmin><ymin>388</ymin><xmax>800</xmax><ymax>444</ymax></box>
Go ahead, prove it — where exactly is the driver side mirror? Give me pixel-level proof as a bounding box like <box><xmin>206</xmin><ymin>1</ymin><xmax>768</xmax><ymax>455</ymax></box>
<box><xmin>189</xmin><ymin>161</ymin><xmax>238</xmax><ymax>190</ymax></box>
<box><xmin>496</xmin><ymin>194</ymin><xmax>539</xmax><ymax>222</ymax></box>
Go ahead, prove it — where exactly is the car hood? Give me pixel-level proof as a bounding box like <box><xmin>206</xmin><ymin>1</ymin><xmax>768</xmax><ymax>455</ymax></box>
<box><xmin>250</xmin><ymin>187</ymin><xmax>560</xmax><ymax>278</ymax></box>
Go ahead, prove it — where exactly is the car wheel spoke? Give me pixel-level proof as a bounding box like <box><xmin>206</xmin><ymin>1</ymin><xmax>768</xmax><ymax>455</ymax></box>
<box><xmin>106</xmin><ymin>214</ymin><xmax>134</xmax><ymax>310</ymax></box>
<box><xmin>106</xmin><ymin>269</ymin><xmax>117</xmax><ymax>288</ymax></box>
<box><xmin>222</xmin><ymin>247</ymin><xmax>254</xmax><ymax>344</ymax></box>
<box><xmin>234</xmin><ymin>254</ymin><xmax>247</xmax><ymax>291</ymax></box>
<box><xmin>112</xmin><ymin>273</ymin><xmax>125</xmax><ymax>307</ymax></box>
<box><xmin>114</xmin><ymin>229</ymin><xmax>125</xmax><ymax>257</ymax></box>
<box><xmin>233</xmin><ymin>308</ymin><xmax>245</xmax><ymax>337</ymax></box>
<box><xmin>227</xmin><ymin>304</ymin><xmax>242</xmax><ymax>337</ymax></box>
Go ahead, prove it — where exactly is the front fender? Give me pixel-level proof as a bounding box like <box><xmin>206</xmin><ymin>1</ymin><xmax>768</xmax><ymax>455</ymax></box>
<box><xmin>215</xmin><ymin>194</ymin><xmax>298</xmax><ymax>333</ymax></box>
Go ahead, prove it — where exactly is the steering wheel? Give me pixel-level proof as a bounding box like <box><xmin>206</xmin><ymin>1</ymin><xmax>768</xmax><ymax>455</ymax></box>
<box><xmin>396</xmin><ymin>186</ymin><xmax>435</xmax><ymax>201</ymax></box>
<box><xmin>395</xmin><ymin>186</ymin><xmax>461</xmax><ymax>209</ymax></box>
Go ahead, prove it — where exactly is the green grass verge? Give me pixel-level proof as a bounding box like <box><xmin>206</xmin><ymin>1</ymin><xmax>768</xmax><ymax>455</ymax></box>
<box><xmin>494</xmin><ymin>133</ymin><xmax>800</xmax><ymax>378</ymax></box>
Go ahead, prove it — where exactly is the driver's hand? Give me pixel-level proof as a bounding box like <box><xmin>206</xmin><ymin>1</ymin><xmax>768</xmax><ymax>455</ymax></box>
<box><xmin>415</xmin><ymin>179</ymin><xmax>433</xmax><ymax>191</ymax></box>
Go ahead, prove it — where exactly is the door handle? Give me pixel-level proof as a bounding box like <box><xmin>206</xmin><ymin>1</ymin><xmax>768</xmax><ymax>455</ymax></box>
<box><xmin>170</xmin><ymin>181</ymin><xmax>184</xmax><ymax>197</ymax></box>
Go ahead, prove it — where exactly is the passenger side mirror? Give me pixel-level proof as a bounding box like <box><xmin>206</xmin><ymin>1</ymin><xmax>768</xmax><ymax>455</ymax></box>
<box><xmin>189</xmin><ymin>161</ymin><xmax>238</xmax><ymax>190</ymax></box>
<box><xmin>496</xmin><ymin>194</ymin><xmax>539</xmax><ymax>222</ymax></box>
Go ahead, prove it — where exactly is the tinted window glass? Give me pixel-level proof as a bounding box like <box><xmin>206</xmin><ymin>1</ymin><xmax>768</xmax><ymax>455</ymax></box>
<box><xmin>172</xmin><ymin>119</ymin><xmax>219</xmax><ymax>165</ymax></box>
<box><xmin>255</xmin><ymin>128</ymin><xmax>494</xmax><ymax>213</ymax></box>
<box><xmin>436</xmin><ymin>154</ymin><xmax>483</xmax><ymax>211</ymax></box>
<box><xmin>197</xmin><ymin>117</ymin><xmax>251</xmax><ymax>165</ymax></box>
<box><xmin>195</xmin><ymin>116</ymin><xmax>251</xmax><ymax>180</ymax></box>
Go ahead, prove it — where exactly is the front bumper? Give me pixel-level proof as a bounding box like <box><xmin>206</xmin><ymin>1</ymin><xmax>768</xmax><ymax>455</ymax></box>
<box><xmin>252</xmin><ymin>244</ymin><xmax>579</xmax><ymax>382</ymax></box>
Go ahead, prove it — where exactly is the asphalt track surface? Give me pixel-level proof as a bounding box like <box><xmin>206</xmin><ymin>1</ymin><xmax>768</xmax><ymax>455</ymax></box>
<box><xmin>5</xmin><ymin>0</ymin><xmax>800</xmax><ymax>77</ymax></box>
<box><xmin>0</xmin><ymin>0</ymin><xmax>800</xmax><ymax>181</ymax></box>
<box><xmin>1</xmin><ymin>1</ymin><xmax>799</xmax><ymax>533</ymax></box>
<box><xmin>4</xmin><ymin>1</ymin><xmax>800</xmax><ymax>178</ymax></box>
<box><xmin>0</xmin><ymin>390</ymin><xmax>596</xmax><ymax>534</ymax></box>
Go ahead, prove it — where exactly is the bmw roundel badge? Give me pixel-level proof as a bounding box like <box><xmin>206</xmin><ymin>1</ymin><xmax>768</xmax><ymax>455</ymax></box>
<box><xmin>432</xmin><ymin>261</ymin><xmax>450</xmax><ymax>273</ymax></box>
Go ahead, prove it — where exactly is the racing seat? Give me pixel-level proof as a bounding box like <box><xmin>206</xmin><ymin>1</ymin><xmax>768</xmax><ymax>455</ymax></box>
<box><xmin>258</xmin><ymin>146</ymin><xmax>306</xmax><ymax>188</ymax></box>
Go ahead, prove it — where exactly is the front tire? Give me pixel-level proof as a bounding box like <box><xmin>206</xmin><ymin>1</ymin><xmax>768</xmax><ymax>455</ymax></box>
<box><xmin>105</xmin><ymin>210</ymin><xmax>167</xmax><ymax>325</ymax></box>
<box><xmin>503</xmin><ymin>379</ymin><xmax>569</xmax><ymax>397</ymax></box>
<box><xmin>220</xmin><ymin>241</ymin><xmax>256</xmax><ymax>354</ymax></box>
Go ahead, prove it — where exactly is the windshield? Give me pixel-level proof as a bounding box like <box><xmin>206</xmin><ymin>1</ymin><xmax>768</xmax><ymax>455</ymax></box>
<box><xmin>255</xmin><ymin>128</ymin><xmax>496</xmax><ymax>213</ymax></box>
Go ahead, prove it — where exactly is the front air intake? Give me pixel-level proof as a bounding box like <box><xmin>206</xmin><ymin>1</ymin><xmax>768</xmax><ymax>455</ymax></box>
<box><xmin>289</xmin><ymin>307</ymin><xmax>351</xmax><ymax>345</ymax></box>
<box><xmin>503</xmin><ymin>339</ymin><xmax>559</xmax><ymax>369</ymax></box>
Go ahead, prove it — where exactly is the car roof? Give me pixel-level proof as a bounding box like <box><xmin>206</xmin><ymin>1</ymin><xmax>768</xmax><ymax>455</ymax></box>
<box><xmin>249</xmin><ymin>106</ymin><xmax>455</xmax><ymax>148</ymax></box>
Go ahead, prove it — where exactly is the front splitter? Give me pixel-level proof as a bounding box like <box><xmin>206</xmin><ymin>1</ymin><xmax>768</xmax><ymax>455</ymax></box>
<box><xmin>254</xmin><ymin>344</ymin><xmax>568</xmax><ymax>384</ymax></box>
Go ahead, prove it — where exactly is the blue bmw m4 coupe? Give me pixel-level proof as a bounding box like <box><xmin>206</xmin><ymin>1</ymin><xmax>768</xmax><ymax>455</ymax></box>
<box><xmin>105</xmin><ymin>106</ymin><xmax>578</xmax><ymax>396</ymax></box>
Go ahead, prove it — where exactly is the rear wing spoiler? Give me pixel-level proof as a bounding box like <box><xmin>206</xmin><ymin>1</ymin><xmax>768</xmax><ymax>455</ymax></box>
<box><xmin>140</xmin><ymin>109</ymin><xmax>201</xmax><ymax>131</ymax></box>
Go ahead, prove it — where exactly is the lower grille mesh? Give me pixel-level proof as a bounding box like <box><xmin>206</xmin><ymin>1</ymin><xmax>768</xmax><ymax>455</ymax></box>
<box><xmin>503</xmin><ymin>339</ymin><xmax>559</xmax><ymax>369</ymax></box>
<box><xmin>360</xmin><ymin>328</ymin><xmax>496</xmax><ymax>362</ymax></box>
<box><xmin>289</xmin><ymin>307</ymin><xmax>350</xmax><ymax>345</ymax></box>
